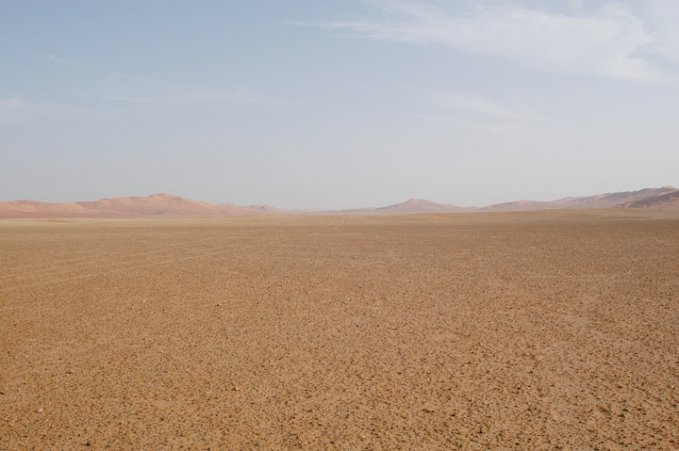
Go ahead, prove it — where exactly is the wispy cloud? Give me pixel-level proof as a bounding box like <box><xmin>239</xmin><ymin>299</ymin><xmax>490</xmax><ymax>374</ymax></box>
<box><xmin>419</xmin><ymin>90</ymin><xmax>545</xmax><ymax>122</ymax></box>
<box><xmin>413</xmin><ymin>88</ymin><xmax>554</xmax><ymax>140</ymax></box>
<box><xmin>47</xmin><ymin>54</ymin><xmax>79</xmax><ymax>68</ymax></box>
<box><xmin>317</xmin><ymin>0</ymin><xmax>679</xmax><ymax>82</ymax></box>
<box><xmin>641</xmin><ymin>0</ymin><xmax>679</xmax><ymax>61</ymax></box>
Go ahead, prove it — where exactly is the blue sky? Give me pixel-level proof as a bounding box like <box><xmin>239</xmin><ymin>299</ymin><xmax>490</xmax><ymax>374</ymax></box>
<box><xmin>2</xmin><ymin>0</ymin><xmax>678</xmax><ymax>208</ymax></box>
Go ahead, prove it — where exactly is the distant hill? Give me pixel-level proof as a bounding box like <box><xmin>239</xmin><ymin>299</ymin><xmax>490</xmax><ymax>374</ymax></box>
<box><xmin>76</xmin><ymin>193</ymin><xmax>218</xmax><ymax>216</ymax></box>
<box><xmin>376</xmin><ymin>198</ymin><xmax>463</xmax><ymax>214</ymax></box>
<box><xmin>551</xmin><ymin>187</ymin><xmax>678</xmax><ymax>209</ymax></box>
<box><xmin>329</xmin><ymin>198</ymin><xmax>466</xmax><ymax>215</ymax></box>
<box><xmin>1</xmin><ymin>187</ymin><xmax>678</xmax><ymax>218</ymax></box>
<box><xmin>337</xmin><ymin>187</ymin><xmax>679</xmax><ymax>214</ymax></box>
<box><xmin>624</xmin><ymin>189</ymin><xmax>679</xmax><ymax>208</ymax></box>
<box><xmin>483</xmin><ymin>187</ymin><xmax>679</xmax><ymax>212</ymax></box>
<box><xmin>236</xmin><ymin>204</ymin><xmax>283</xmax><ymax>214</ymax></box>
<box><xmin>0</xmin><ymin>201</ymin><xmax>95</xmax><ymax>218</ymax></box>
<box><xmin>483</xmin><ymin>199</ymin><xmax>555</xmax><ymax>212</ymax></box>
<box><xmin>0</xmin><ymin>194</ymin><xmax>278</xmax><ymax>218</ymax></box>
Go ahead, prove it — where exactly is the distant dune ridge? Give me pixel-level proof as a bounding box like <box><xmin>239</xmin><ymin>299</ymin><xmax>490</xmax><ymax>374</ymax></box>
<box><xmin>0</xmin><ymin>187</ymin><xmax>677</xmax><ymax>218</ymax></box>
<box><xmin>0</xmin><ymin>193</ymin><xmax>279</xmax><ymax>219</ymax></box>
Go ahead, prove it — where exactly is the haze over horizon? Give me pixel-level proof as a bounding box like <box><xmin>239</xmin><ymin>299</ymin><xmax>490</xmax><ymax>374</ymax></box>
<box><xmin>2</xmin><ymin>1</ymin><xmax>678</xmax><ymax>209</ymax></box>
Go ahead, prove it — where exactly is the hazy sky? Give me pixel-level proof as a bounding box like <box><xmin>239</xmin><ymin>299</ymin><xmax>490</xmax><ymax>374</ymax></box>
<box><xmin>2</xmin><ymin>0</ymin><xmax>678</xmax><ymax>208</ymax></box>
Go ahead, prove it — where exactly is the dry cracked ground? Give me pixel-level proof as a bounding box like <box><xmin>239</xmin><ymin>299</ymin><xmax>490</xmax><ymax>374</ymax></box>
<box><xmin>1</xmin><ymin>210</ymin><xmax>678</xmax><ymax>449</ymax></box>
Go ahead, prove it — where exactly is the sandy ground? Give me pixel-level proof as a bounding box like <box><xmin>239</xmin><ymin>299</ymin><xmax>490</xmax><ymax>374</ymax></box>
<box><xmin>1</xmin><ymin>211</ymin><xmax>678</xmax><ymax>449</ymax></box>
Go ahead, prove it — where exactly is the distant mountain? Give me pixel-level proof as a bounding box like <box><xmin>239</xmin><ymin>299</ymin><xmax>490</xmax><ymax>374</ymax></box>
<box><xmin>483</xmin><ymin>199</ymin><xmax>555</xmax><ymax>212</ymax></box>
<box><xmin>624</xmin><ymin>189</ymin><xmax>679</xmax><ymax>208</ymax></box>
<box><xmin>1</xmin><ymin>187</ymin><xmax>678</xmax><ymax>219</ymax></box>
<box><xmin>551</xmin><ymin>187</ymin><xmax>678</xmax><ymax>209</ymax></box>
<box><xmin>0</xmin><ymin>194</ymin><xmax>279</xmax><ymax>218</ymax></box>
<box><xmin>233</xmin><ymin>204</ymin><xmax>283</xmax><ymax>214</ymax></box>
<box><xmin>483</xmin><ymin>187</ymin><xmax>679</xmax><ymax>212</ymax></box>
<box><xmin>329</xmin><ymin>198</ymin><xmax>467</xmax><ymax>215</ymax></box>
<box><xmin>376</xmin><ymin>198</ymin><xmax>463</xmax><ymax>214</ymax></box>
<box><xmin>347</xmin><ymin>187</ymin><xmax>679</xmax><ymax>214</ymax></box>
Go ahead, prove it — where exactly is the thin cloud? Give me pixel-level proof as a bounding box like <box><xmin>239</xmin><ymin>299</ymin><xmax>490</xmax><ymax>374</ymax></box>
<box><xmin>641</xmin><ymin>0</ymin><xmax>679</xmax><ymax>61</ymax></box>
<box><xmin>419</xmin><ymin>90</ymin><xmax>546</xmax><ymax>122</ymax></box>
<box><xmin>417</xmin><ymin>110</ymin><xmax>544</xmax><ymax>140</ymax></box>
<box><xmin>413</xmin><ymin>88</ymin><xmax>556</xmax><ymax>140</ymax></box>
<box><xmin>47</xmin><ymin>54</ymin><xmax>79</xmax><ymax>68</ymax></box>
<box><xmin>317</xmin><ymin>1</ymin><xmax>674</xmax><ymax>82</ymax></box>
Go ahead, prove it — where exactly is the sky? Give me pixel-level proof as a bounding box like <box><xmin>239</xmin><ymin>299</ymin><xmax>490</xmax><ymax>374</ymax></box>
<box><xmin>1</xmin><ymin>0</ymin><xmax>678</xmax><ymax>209</ymax></box>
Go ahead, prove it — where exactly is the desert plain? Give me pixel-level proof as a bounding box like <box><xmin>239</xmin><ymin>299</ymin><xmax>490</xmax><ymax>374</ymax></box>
<box><xmin>1</xmin><ymin>210</ymin><xmax>678</xmax><ymax>449</ymax></box>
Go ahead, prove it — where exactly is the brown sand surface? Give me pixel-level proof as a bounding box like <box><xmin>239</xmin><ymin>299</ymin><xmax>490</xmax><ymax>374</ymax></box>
<box><xmin>1</xmin><ymin>211</ymin><xmax>678</xmax><ymax>449</ymax></box>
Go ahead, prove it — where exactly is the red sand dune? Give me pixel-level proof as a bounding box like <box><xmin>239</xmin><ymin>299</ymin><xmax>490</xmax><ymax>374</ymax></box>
<box><xmin>0</xmin><ymin>201</ymin><xmax>95</xmax><ymax>218</ymax></box>
<box><xmin>76</xmin><ymin>193</ymin><xmax>219</xmax><ymax>216</ymax></box>
<box><xmin>0</xmin><ymin>194</ymin><xmax>278</xmax><ymax>218</ymax></box>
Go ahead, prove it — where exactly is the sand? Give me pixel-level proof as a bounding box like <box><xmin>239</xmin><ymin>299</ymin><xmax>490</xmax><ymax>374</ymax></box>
<box><xmin>1</xmin><ymin>211</ymin><xmax>678</xmax><ymax>448</ymax></box>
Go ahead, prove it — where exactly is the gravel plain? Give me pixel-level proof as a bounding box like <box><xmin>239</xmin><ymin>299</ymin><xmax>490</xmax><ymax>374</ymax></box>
<box><xmin>1</xmin><ymin>211</ymin><xmax>678</xmax><ymax>448</ymax></box>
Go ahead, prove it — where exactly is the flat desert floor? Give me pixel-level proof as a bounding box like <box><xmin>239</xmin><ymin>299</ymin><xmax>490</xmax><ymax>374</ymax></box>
<box><xmin>1</xmin><ymin>211</ymin><xmax>678</xmax><ymax>449</ymax></box>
